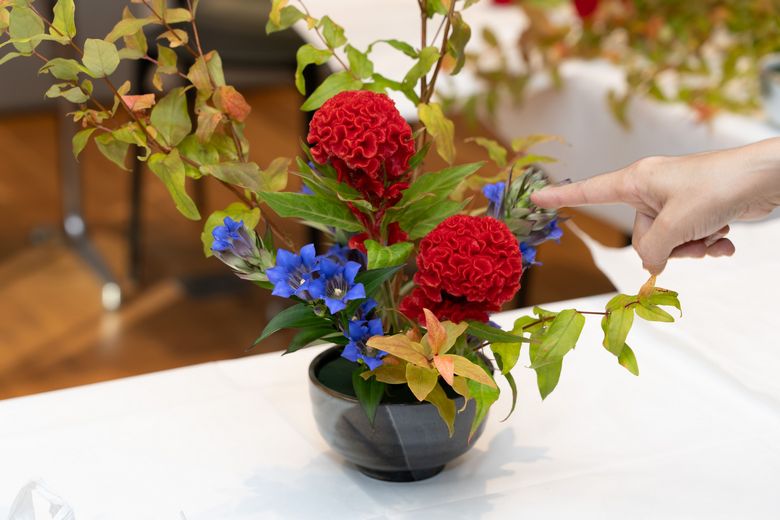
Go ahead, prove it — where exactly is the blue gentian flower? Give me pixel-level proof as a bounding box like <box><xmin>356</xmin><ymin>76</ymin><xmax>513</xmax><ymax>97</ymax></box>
<box><xmin>546</xmin><ymin>218</ymin><xmax>563</xmax><ymax>242</ymax></box>
<box><xmin>266</xmin><ymin>244</ymin><xmax>319</xmax><ymax>299</ymax></box>
<box><xmin>342</xmin><ymin>318</ymin><xmax>386</xmax><ymax>370</ymax></box>
<box><xmin>482</xmin><ymin>182</ymin><xmax>505</xmax><ymax>205</ymax></box>
<box><xmin>326</xmin><ymin>243</ymin><xmax>351</xmax><ymax>263</ymax></box>
<box><xmin>309</xmin><ymin>258</ymin><xmax>366</xmax><ymax>314</ymax></box>
<box><xmin>520</xmin><ymin>242</ymin><xmax>540</xmax><ymax>267</ymax></box>
<box><xmin>358</xmin><ymin>298</ymin><xmax>377</xmax><ymax>317</ymax></box>
<box><xmin>212</xmin><ymin>217</ymin><xmax>254</xmax><ymax>257</ymax></box>
<box><xmin>482</xmin><ymin>182</ymin><xmax>506</xmax><ymax>218</ymax></box>
<box><xmin>300</xmin><ymin>185</ymin><xmax>314</xmax><ymax>195</ymax></box>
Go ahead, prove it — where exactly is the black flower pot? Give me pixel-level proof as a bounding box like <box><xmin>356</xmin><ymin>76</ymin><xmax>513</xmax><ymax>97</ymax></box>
<box><xmin>308</xmin><ymin>346</ymin><xmax>487</xmax><ymax>482</ymax></box>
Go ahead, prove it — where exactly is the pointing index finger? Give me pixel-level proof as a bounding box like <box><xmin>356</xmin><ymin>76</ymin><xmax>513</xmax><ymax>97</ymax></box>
<box><xmin>531</xmin><ymin>169</ymin><xmax>629</xmax><ymax>209</ymax></box>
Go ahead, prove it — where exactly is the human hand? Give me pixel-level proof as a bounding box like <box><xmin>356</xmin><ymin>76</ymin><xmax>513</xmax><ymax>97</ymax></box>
<box><xmin>531</xmin><ymin>138</ymin><xmax>780</xmax><ymax>274</ymax></box>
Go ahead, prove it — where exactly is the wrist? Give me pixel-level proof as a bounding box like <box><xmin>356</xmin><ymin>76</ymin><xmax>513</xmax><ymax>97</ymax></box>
<box><xmin>738</xmin><ymin>138</ymin><xmax>780</xmax><ymax>207</ymax></box>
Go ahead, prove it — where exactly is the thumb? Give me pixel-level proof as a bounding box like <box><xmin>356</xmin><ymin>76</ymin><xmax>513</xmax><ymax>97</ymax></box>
<box><xmin>632</xmin><ymin>213</ymin><xmax>682</xmax><ymax>275</ymax></box>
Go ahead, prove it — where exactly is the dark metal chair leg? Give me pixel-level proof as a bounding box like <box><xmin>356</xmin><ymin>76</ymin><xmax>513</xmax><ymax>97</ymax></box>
<box><xmin>57</xmin><ymin>99</ymin><xmax>122</xmax><ymax>311</ymax></box>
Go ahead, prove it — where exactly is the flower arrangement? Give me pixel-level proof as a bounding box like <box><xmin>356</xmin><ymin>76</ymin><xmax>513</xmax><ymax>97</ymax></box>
<box><xmin>0</xmin><ymin>0</ymin><xmax>682</xmax><ymax>438</ymax></box>
<box><xmin>460</xmin><ymin>0</ymin><xmax>780</xmax><ymax>125</ymax></box>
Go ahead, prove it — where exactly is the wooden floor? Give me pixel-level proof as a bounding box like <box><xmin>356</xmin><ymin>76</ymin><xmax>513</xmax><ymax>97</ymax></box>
<box><xmin>0</xmin><ymin>86</ymin><xmax>625</xmax><ymax>400</ymax></box>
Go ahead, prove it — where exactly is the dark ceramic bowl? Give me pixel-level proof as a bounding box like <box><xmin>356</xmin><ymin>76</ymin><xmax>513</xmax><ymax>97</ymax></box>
<box><xmin>308</xmin><ymin>346</ymin><xmax>487</xmax><ymax>482</ymax></box>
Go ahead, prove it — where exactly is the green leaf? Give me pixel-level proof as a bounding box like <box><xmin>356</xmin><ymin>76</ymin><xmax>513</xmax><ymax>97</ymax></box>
<box><xmin>259</xmin><ymin>192</ymin><xmax>363</xmax><ymax>231</ymax></box>
<box><xmin>511</xmin><ymin>154</ymin><xmax>557</xmax><ymax>170</ymax></box>
<box><xmin>499</xmin><ymin>369</ymin><xmax>518</xmax><ymax>422</ymax></box>
<box><xmin>150</xmin><ymin>87</ymin><xmax>191</xmax><ymax>147</ymax></box>
<box><xmin>157</xmin><ymin>44</ymin><xmax>178</xmax><ymax>74</ymax></box>
<box><xmin>466</xmin><ymin>379</ymin><xmax>499</xmax><ymax>441</ymax></box>
<box><xmin>352</xmin><ymin>370</ymin><xmax>385</xmax><ymax>425</ymax></box>
<box><xmin>295</xmin><ymin>44</ymin><xmax>332</xmax><ymax>95</ymax></box>
<box><xmin>345</xmin><ymin>44</ymin><xmax>373</xmax><ymax>79</ymax></box>
<box><xmin>364</xmin><ymin>240</ymin><xmax>413</xmax><ymax>270</ymax></box>
<box><xmin>200</xmin><ymin>202</ymin><xmax>260</xmax><ymax>257</ymax></box>
<box><xmin>147</xmin><ymin>150</ymin><xmax>200</xmax><ymax>220</ymax></box>
<box><xmin>39</xmin><ymin>57</ymin><xmax>86</xmax><ymax>81</ymax></box>
<box><xmin>530</xmin><ymin>309</ymin><xmax>585</xmax><ymax>369</ymax></box>
<box><xmin>635</xmin><ymin>302</ymin><xmax>674</xmax><ymax>322</ymax></box>
<box><xmin>604</xmin><ymin>307</ymin><xmax>635</xmax><ymax>356</ymax></box>
<box><xmin>369</xmin><ymin>39</ymin><xmax>418</xmax><ymax>58</ymax></box>
<box><xmin>300</xmin><ymin>71</ymin><xmax>362</xmax><ymax>111</ymax></box>
<box><xmin>72</xmin><ymin>127</ymin><xmax>96</xmax><ymax>160</ymax></box>
<box><xmin>163</xmin><ymin>7</ymin><xmax>191</xmax><ymax>24</ymax></box>
<box><xmin>467</xmin><ymin>137</ymin><xmax>507</xmax><ymax>167</ymax></box>
<box><xmin>94</xmin><ymin>132</ymin><xmax>130</xmax><ymax>171</ymax></box>
<box><xmin>0</xmin><ymin>52</ymin><xmax>22</xmax><ymax>66</ymax></box>
<box><xmin>255</xmin><ymin>303</ymin><xmax>329</xmax><ymax>345</ymax></box>
<box><xmin>510</xmin><ymin>134</ymin><xmax>563</xmax><ymax>153</ymax></box>
<box><xmin>261</xmin><ymin>157</ymin><xmax>290</xmax><ymax>192</ymax></box>
<box><xmin>398</xmin><ymin>199</ymin><xmax>464</xmax><ymax>240</ymax></box>
<box><xmin>9</xmin><ymin>6</ymin><xmax>44</xmax><ymax>54</ymax></box>
<box><xmin>82</xmin><ymin>38</ymin><xmax>119</xmax><ymax>78</ymax></box>
<box><xmin>605</xmin><ymin>293</ymin><xmax>635</xmax><ymax>312</ymax></box>
<box><xmin>402</xmin><ymin>45</ymin><xmax>439</xmax><ymax>88</ymax></box>
<box><xmin>531</xmin><ymin>329</ymin><xmax>563</xmax><ymax>400</ymax></box>
<box><xmin>418</xmin><ymin>102</ymin><xmax>455</xmax><ymax>164</ymax></box>
<box><xmin>393</xmin><ymin>162</ymin><xmax>483</xmax><ymax>209</ymax></box>
<box><xmin>406</xmin><ymin>363</ymin><xmax>439</xmax><ymax>401</ymax></box>
<box><xmin>51</xmin><ymin>0</ymin><xmax>76</xmax><ymax>39</ymax></box>
<box><xmin>106</xmin><ymin>16</ymin><xmax>151</xmax><ymax>43</ymax></box>
<box><xmin>363</xmin><ymin>73</ymin><xmax>419</xmax><ymax>105</ymax></box>
<box><xmin>265</xmin><ymin>4</ymin><xmax>305</xmax><ymax>34</ymax></box>
<box><xmin>490</xmin><ymin>315</ymin><xmax>538</xmax><ymax>374</ymax></box>
<box><xmin>178</xmin><ymin>134</ymin><xmax>219</xmax><ymax>177</ymax></box>
<box><xmin>618</xmin><ymin>344</ymin><xmax>639</xmax><ymax>376</ymax></box>
<box><xmin>643</xmin><ymin>289</ymin><xmax>682</xmax><ymax>315</ymax></box>
<box><xmin>285</xmin><ymin>326</ymin><xmax>337</xmax><ymax>354</ymax></box>
<box><xmin>200</xmin><ymin>162</ymin><xmax>263</xmax><ymax>192</ymax></box>
<box><xmin>447</xmin><ymin>12</ymin><xmax>471</xmax><ymax>75</ymax></box>
<box><xmin>355</xmin><ymin>265</ymin><xmax>403</xmax><ymax>297</ymax></box>
<box><xmin>319</xmin><ymin>16</ymin><xmax>346</xmax><ymax>48</ymax></box>
<box><xmin>467</xmin><ymin>321</ymin><xmax>525</xmax><ymax>345</ymax></box>
<box><xmin>425</xmin><ymin>383</ymin><xmax>456</xmax><ymax>437</ymax></box>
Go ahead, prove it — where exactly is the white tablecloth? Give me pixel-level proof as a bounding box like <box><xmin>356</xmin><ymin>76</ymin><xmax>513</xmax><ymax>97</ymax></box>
<box><xmin>2</xmin><ymin>290</ymin><xmax>780</xmax><ymax>519</ymax></box>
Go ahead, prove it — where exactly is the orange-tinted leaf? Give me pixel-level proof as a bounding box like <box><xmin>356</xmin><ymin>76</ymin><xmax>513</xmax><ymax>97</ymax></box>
<box><xmin>367</xmin><ymin>334</ymin><xmax>429</xmax><ymax>367</ymax></box>
<box><xmin>442</xmin><ymin>354</ymin><xmax>497</xmax><ymax>388</ymax></box>
<box><xmin>432</xmin><ymin>355</ymin><xmax>455</xmax><ymax>386</ymax></box>
<box><xmin>122</xmin><ymin>93</ymin><xmax>155</xmax><ymax>112</ymax></box>
<box><xmin>214</xmin><ymin>85</ymin><xmax>251</xmax><ymax>123</ymax></box>
<box><xmin>364</xmin><ymin>362</ymin><xmax>407</xmax><ymax>384</ymax></box>
<box><xmin>423</xmin><ymin>308</ymin><xmax>446</xmax><ymax>355</ymax></box>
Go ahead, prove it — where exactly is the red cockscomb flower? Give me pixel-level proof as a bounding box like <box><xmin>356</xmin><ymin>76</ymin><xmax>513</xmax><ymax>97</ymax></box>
<box><xmin>307</xmin><ymin>90</ymin><xmax>414</xmax><ymax>205</ymax></box>
<box><xmin>573</xmin><ymin>0</ymin><xmax>598</xmax><ymax>19</ymax></box>
<box><xmin>400</xmin><ymin>215</ymin><xmax>523</xmax><ymax>323</ymax></box>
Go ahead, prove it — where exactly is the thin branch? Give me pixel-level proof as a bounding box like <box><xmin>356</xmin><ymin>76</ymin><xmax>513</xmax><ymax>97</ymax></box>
<box><xmin>141</xmin><ymin>0</ymin><xmax>199</xmax><ymax>58</ymax></box>
<box><xmin>295</xmin><ymin>0</ymin><xmax>356</xmax><ymax>78</ymax></box>
<box><xmin>424</xmin><ymin>0</ymin><xmax>456</xmax><ymax>104</ymax></box>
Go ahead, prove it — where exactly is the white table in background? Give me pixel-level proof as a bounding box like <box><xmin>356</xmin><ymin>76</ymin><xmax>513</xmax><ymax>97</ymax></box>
<box><xmin>294</xmin><ymin>2</ymin><xmax>780</xmax><ymax>233</ymax></box>
<box><xmin>2</xmin><ymin>291</ymin><xmax>780</xmax><ymax>519</ymax></box>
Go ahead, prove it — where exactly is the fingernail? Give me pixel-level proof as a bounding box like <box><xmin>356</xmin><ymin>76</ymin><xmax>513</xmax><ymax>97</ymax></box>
<box><xmin>555</xmin><ymin>178</ymin><xmax>572</xmax><ymax>186</ymax></box>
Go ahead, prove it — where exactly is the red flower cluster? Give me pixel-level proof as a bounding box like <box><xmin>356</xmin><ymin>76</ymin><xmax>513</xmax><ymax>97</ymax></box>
<box><xmin>400</xmin><ymin>215</ymin><xmax>523</xmax><ymax>323</ymax></box>
<box><xmin>573</xmin><ymin>0</ymin><xmax>598</xmax><ymax>18</ymax></box>
<box><xmin>307</xmin><ymin>90</ymin><xmax>415</xmax><ymax>205</ymax></box>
